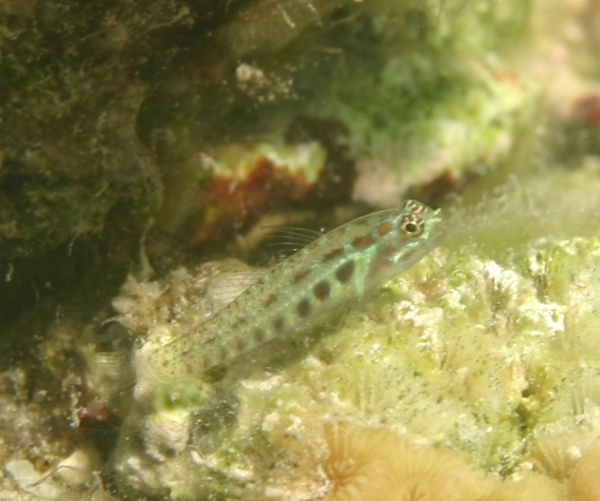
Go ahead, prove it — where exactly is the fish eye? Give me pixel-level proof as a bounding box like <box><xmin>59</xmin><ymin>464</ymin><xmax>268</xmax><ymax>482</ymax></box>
<box><xmin>399</xmin><ymin>216</ymin><xmax>424</xmax><ymax>236</ymax></box>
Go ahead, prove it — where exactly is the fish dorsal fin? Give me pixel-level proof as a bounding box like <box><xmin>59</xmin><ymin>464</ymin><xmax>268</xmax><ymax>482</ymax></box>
<box><xmin>262</xmin><ymin>225</ymin><xmax>324</xmax><ymax>258</ymax></box>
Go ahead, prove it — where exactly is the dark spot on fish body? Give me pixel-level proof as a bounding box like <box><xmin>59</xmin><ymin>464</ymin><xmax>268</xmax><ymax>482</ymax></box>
<box><xmin>219</xmin><ymin>345</ymin><xmax>229</xmax><ymax>363</ymax></box>
<box><xmin>372</xmin><ymin>245</ymin><xmax>397</xmax><ymax>271</ymax></box>
<box><xmin>351</xmin><ymin>235</ymin><xmax>376</xmax><ymax>248</ymax></box>
<box><xmin>380</xmin><ymin>245</ymin><xmax>397</xmax><ymax>261</ymax></box>
<box><xmin>308</xmin><ymin>241</ymin><xmax>319</xmax><ymax>252</ymax></box>
<box><xmin>285</xmin><ymin>254</ymin><xmax>300</xmax><ymax>267</ymax></box>
<box><xmin>273</xmin><ymin>316</ymin><xmax>285</xmax><ymax>334</ymax></box>
<box><xmin>253</xmin><ymin>328</ymin><xmax>266</xmax><ymax>344</ymax></box>
<box><xmin>297</xmin><ymin>298</ymin><xmax>312</xmax><ymax>318</ymax></box>
<box><xmin>293</xmin><ymin>269</ymin><xmax>311</xmax><ymax>284</ymax></box>
<box><xmin>322</xmin><ymin>247</ymin><xmax>344</xmax><ymax>262</ymax></box>
<box><xmin>335</xmin><ymin>260</ymin><xmax>355</xmax><ymax>284</ymax></box>
<box><xmin>377</xmin><ymin>221</ymin><xmax>393</xmax><ymax>236</ymax></box>
<box><xmin>265</xmin><ymin>293</ymin><xmax>277</xmax><ymax>307</ymax></box>
<box><xmin>236</xmin><ymin>337</ymin><xmax>247</xmax><ymax>353</ymax></box>
<box><xmin>314</xmin><ymin>280</ymin><xmax>331</xmax><ymax>301</ymax></box>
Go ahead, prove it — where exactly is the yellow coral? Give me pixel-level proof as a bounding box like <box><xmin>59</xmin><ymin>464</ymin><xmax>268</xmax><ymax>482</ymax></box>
<box><xmin>569</xmin><ymin>437</ymin><xmax>600</xmax><ymax>501</ymax></box>
<box><xmin>485</xmin><ymin>472</ymin><xmax>565</xmax><ymax>501</ymax></box>
<box><xmin>322</xmin><ymin>423</ymin><xmax>489</xmax><ymax>501</ymax></box>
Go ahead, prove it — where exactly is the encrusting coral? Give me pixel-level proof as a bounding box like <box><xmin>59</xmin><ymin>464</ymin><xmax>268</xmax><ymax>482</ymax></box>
<box><xmin>321</xmin><ymin>422</ymin><xmax>489</xmax><ymax>501</ymax></box>
<box><xmin>569</xmin><ymin>437</ymin><xmax>600</xmax><ymax>501</ymax></box>
<box><xmin>319</xmin><ymin>423</ymin><xmax>574</xmax><ymax>501</ymax></box>
<box><xmin>485</xmin><ymin>473</ymin><xmax>564</xmax><ymax>501</ymax></box>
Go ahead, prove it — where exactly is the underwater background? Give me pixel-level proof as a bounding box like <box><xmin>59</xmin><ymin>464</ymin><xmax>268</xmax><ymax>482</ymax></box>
<box><xmin>1</xmin><ymin>1</ymin><xmax>600</xmax><ymax>500</ymax></box>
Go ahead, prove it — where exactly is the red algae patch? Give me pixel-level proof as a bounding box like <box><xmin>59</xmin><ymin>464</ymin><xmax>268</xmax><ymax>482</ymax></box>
<box><xmin>152</xmin><ymin>116</ymin><xmax>358</xmax><ymax>253</ymax></box>
<box><xmin>193</xmin><ymin>156</ymin><xmax>313</xmax><ymax>246</ymax></box>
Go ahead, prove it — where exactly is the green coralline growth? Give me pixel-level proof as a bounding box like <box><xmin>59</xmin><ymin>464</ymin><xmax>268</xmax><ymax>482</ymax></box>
<box><xmin>306</xmin><ymin>0</ymin><xmax>538</xmax><ymax>202</ymax></box>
